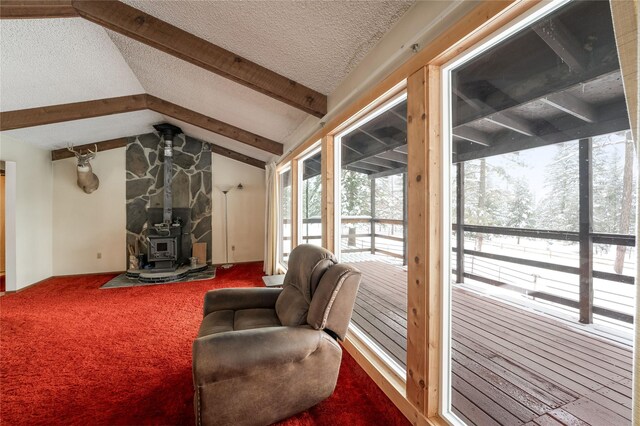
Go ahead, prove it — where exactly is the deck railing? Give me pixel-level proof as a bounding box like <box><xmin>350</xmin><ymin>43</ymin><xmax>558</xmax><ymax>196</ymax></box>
<box><xmin>453</xmin><ymin>223</ymin><xmax>636</xmax><ymax>324</ymax></box>
<box><xmin>292</xmin><ymin>217</ymin><xmax>406</xmax><ymax>262</ymax></box>
<box><xmin>338</xmin><ymin>217</ymin><xmax>406</xmax><ymax>263</ymax></box>
<box><xmin>287</xmin><ymin>215</ymin><xmax>636</xmax><ymax>324</ymax></box>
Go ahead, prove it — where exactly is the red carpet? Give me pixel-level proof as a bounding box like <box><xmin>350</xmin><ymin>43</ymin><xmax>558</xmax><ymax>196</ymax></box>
<box><xmin>0</xmin><ymin>263</ymin><xmax>409</xmax><ymax>426</ymax></box>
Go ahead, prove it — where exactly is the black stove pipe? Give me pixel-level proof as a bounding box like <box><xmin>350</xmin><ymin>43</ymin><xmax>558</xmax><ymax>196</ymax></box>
<box><xmin>153</xmin><ymin>123</ymin><xmax>183</xmax><ymax>224</ymax></box>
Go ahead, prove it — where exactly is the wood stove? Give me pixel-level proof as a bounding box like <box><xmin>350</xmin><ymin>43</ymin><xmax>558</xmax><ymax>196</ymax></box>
<box><xmin>148</xmin><ymin>223</ymin><xmax>182</xmax><ymax>271</ymax></box>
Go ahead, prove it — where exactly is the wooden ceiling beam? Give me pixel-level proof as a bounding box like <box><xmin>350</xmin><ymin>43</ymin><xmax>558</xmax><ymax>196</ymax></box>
<box><xmin>456</xmin><ymin>65</ymin><xmax>620</xmax><ymax>128</ymax></box>
<box><xmin>395</xmin><ymin>145</ymin><xmax>408</xmax><ymax>154</ymax></box>
<box><xmin>533</xmin><ymin>18</ymin><xmax>588</xmax><ymax>73</ymax></box>
<box><xmin>51</xmin><ymin>136</ymin><xmax>266</xmax><ymax>169</ymax></box>
<box><xmin>145</xmin><ymin>95</ymin><xmax>283</xmax><ymax>155</ymax></box>
<box><xmin>485</xmin><ymin>112</ymin><xmax>536</xmax><ymax>137</ymax></box>
<box><xmin>359</xmin><ymin>156</ymin><xmax>402</xmax><ymax>169</ymax></box>
<box><xmin>342</xmin><ymin>138</ymin><xmax>407</xmax><ymax>168</ymax></box>
<box><xmin>210</xmin><ymin>145</ymin><xmax>265</xmax><ymax>169</ymax></box>
<box><xmin>454</xmin><ymin>101</ymin><xmax>629</xmax><ymax>163</ymax></box>
<box><xmin>357</xmin><ymin>128</ymin><xmax>388</xmax><ymax>147</ymax></box>
<box><xmin>71</xmin><ymin>0</ymin><xmax>327</xmax><ymax>118</ymax></box>
<box><xmin>0</xmin><ymin>94</ymin><xmax>147</xmax><ymax>131</ymax></box>
<box><xmin>540</xmin><ymin>92</ymin><xmax>598</xmax><ymax>123</ymax></box>
<box><xmin>1</xmin><ymin>94</ymin><xmax>283</xmax><ymax>155</ymax></box>
<box><xmin>377</xmin><ymin>150</ymin><xmax>408</xmax><ymax>165</ymax></box>
<box><xmin>368</xmin><ymin>166</ymin><xmax>407</xmax><ymax>180</ymax></box>
<box><xmin>51</xmin><ymin>137</ymin><xmax>128</xmax><ymax>160</ymax></box>
<box><xmin>0</xmin><ymin>1</ymin><xmax>77</xmax><ymax>19</ymax></box>
<box><xmin>452</xmin><ymin>127</ymin><xmax>491</xmax><ymax>146</ymax></box>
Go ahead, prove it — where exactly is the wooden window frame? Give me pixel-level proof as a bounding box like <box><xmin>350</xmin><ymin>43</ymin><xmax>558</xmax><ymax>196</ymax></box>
<box><xmin>274</xmin><ymin>2</ymin><xmax>575</xmax><ymax>425</ymax></box>
<box><xmin>438</xmin><ymin>2</ymin><xmax>574</xmax><ymax>422</ymax></box>
<box><xmin>332</xmin><ymin>90</ymin><xmax>408</xmax><ymax>262</ymax></box>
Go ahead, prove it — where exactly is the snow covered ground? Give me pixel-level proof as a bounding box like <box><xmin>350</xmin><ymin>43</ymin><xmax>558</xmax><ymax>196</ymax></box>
<box><xmin>455</xmin><ymin>234</ymin><xmax>635</xmax><ymax>336</ymax></box>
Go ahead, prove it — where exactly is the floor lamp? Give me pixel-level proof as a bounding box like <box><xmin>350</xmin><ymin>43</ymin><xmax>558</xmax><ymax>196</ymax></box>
<box><xmin>220</xmin><ymin>183</ymin><xmax>243</xmax><ymax>269</ymax></box>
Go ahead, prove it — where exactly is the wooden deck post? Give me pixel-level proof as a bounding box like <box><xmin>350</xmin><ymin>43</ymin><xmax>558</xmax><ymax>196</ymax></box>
<box><xmin>456</xmin><ymin>162</ymin><xmax>465</xmax><ymax>283</ymax></box>
<box><xmin>403</xmin><ymin>171</ymin><xmax>408</xmax><ymax>266</ymax></box>
<box><xmin>578</xmin><ymin>137</ymin><xmax>593</xmax><ymax>324</ymax></box>
<box><xmin>371</xmin><ymin>177</ymin><xmax>377</xmax><ymax>254</ymax></box>
<box><xmin>406</xmin><ymin>65</ymin><xmax>441</xmax><ymax>418</ymax></box>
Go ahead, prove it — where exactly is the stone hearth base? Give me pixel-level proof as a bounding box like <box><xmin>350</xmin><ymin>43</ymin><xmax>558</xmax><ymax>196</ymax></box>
<box><xmin>101</xmin><ymin>265</ymin><xmax>215</xmax><ymax>289</ymax></box>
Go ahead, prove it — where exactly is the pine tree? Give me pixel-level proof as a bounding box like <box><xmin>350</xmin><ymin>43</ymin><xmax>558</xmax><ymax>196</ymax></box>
<box><xmin>280</xmin><ymin>170</ymin><xmax>292</xmax><ymax>220</ymax></box>
<box><xmin>341</xmin><ymin>170</ymin><xmax>371</xmax><ymax>216</ymax></box>
<box><xmin>614</xmin><ymin>131</ymin><xmax>636</xmax><ymax>273</ymax></box>
<box><xmin>592</xmin><ymin>135</ymin><xmax>623</xmax><ymax>233</ymax></box>
<box><xmin>506</xmin><ymin>177</ymin><xmax>536</xmax><ymax>229</ymax></box>
<box><xmin>538</xmin><ymin>142</ymin><xmax>579</xmax><ymax>231</ymax></box>
<box><xmin>302</xmin><ymin>174</ymin><xmax>322</xmax><ymax>242</ymax></box>
<box><xmin>462</xmin><ymin>156</ymin><xmax>513</xmax><ymax>250</ymax></box>
<box><xmin>373</xmin><ymin>174</ymin><xmax>404</xmax><ymax>219</ymax></box>
<box><xmin>302</xmin><ymin>175</ymin><xmax>322</xmax><ymax>219</ymax></box>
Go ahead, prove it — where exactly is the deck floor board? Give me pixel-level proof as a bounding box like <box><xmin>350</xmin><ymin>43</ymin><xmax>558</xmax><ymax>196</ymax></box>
<box><xmin>452</xmin><ymin>304</ymin><xmax>628</xmax><ymax>382</ymax></box>
<box><xmin>347</xmin><ymin>260</ymin><xmax>633</xmax><ymax>425</ymax></box>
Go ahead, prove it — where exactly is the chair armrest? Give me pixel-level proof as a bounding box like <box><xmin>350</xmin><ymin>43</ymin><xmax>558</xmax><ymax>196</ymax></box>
<box><xmin>192</xmin><ymin>326</ymin><xmax>339</xmax><ymax>385</ymax></box>
<box><xmin>203</xmin><ymin>287</ymin><xmax>282</xmax><ymax>317</ymax></box>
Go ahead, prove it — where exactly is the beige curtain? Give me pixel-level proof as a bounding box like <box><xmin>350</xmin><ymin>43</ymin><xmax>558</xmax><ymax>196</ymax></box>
<box><xmin>263</xmin><ymin>161</ymin><xmax>279</xmax><ymax>275</ymax></box>
<box><xmin>610</xmin><ymin>0</ymin><xmax>638</xmax><ymax>423</ymax></box>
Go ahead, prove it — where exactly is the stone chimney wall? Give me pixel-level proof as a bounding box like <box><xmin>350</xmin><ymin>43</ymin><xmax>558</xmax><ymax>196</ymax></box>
<box><xmin>125</xmin><ymin>132</ymin><xmax>212</xmax><ymax>263</ymax></box>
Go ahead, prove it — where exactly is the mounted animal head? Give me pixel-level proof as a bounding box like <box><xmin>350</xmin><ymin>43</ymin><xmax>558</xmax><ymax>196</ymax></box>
<box><xmin>67</xmin><ymin>144</ymin><xmax>100</xmax><ymax>194</ymax></box>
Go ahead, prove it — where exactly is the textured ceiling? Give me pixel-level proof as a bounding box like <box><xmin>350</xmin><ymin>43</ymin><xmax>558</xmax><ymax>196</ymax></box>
<box><xmin>0</xmin><ymin>1</ymin><xmax>415</xmax><ymax>157</ymax></box>
<box><xmin>163</xmin><ymin>117</ymin><xmax>276</xmax><ymax>163</ymax></box>
<box><xmin>1</xmin><ymin>110</ymin><xmax>164</xmax><ymax>150</ymax></box>
<box><xmin>123</xmin><ymin>0</ymin><xmax>414</xmax><ymax>95</ymax></box>
<box><xmin>108</xmin><ymin>31</ymin><xmax>308</xmax><ymax>142</ymax></box>
<box><xmin>0</xmin><ymin>18</ymin><xmax>144</xmax><ymax>111</ymax></box>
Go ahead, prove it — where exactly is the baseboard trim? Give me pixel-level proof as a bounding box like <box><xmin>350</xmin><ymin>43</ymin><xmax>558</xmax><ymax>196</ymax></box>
<box><xmin>211</xmin><ymin>260</ymin><xmax>263</xmax><ymax>267</ymax></box>
<box><xmin>52</xmin><ymin>271</ymin><xmax>125</xmax><ymax>278</ymax></box>
<box><xmin>3</xmin><ymin>271</ymin><xmax>125</xmax><ymax>294</ymax></box>
<box><xmin>4</xmin><ymin>276</ymin><xmax>53</xmax><ymax>294</ymax></box>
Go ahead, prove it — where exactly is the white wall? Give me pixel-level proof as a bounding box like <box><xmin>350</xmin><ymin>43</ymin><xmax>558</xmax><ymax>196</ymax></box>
<box><xmin>48</xmin><ymin>149</ymin><xmax>264</xmax><ymax>274</ymax></box>
<box><xmin>211</xmin><ymin>153</ymin><xmax>265</xmax><ymax>264</ymax></box>
<box><xmin>0</xmin><ymin>135</ymin><xmax>53</xmax><ymax>290</ymax></box>
<box><xmin>52</xmin><ymin>147</ymin><xmax>126</xmax><ymax>275</ymax></box>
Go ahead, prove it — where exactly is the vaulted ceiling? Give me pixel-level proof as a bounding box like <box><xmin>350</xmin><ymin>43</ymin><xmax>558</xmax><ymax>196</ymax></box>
<box><xmin>0</xmin><ymin>0</ymin><xmax>415</xmax><ymax>166</ymax></box>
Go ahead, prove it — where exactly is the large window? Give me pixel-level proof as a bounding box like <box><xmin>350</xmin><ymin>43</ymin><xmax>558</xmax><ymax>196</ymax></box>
<box><xmin>336</xmin><ymin>93</ymin><xmax>408</xmax><ymax>373</ymax></box>
<box><xmin>299</xmin><ymin>147</ymin><xmax>322</xmax><ymax>246</ymax></box>
<box><xmin>278</xmin><ymin>166</ymin><xmax>292</xmax><ymax>267</ymax></box>
<box><xmin>444</xmin><ymin>1</ymin><xmax>635</xmax><ymax>424</ymax></box>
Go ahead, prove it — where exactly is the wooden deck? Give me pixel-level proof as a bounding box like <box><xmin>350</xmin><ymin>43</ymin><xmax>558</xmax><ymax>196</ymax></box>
<box><xmin>347</xmin><ymin>261</ymin><xmax>634</xmax><ymax>426</ymax></box>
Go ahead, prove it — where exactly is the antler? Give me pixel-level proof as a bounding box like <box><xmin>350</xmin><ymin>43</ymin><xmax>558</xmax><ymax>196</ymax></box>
<box><xmin>85</xmin><ymin>144</ymin><xmax>98</xmax><ymax>159</ymax></box>
<box><xmin>67</xmin><ymin>143</ymin><xmax>98</xmax><ymax>158</ymax></box>
<box><xmin>67</xmin><ymin>143</ymin><xmax>81</xmax><ymax>158</ymax></box>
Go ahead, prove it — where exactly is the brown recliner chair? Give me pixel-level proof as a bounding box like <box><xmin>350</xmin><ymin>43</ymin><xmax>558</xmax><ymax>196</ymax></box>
<box><xmin>192</xmin><ymin>244</ymin><xmax>362</xmax><ymax>426</ymax></box>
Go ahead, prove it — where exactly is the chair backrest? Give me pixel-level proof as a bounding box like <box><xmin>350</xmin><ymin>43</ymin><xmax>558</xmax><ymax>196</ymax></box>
<box><xmin>275</xmin><ymin>244</ymin><xmax>361</xmax><ymax>340</ymax></box>
<box><xmin>275</xmin><ymin>244</ymin><xmax>336</xmax><ymax>326</ymax></box>
<box><xmin>307</xmin><ymin>263</ymin><xmax>361</xmax><ymax>340</ymax></box>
